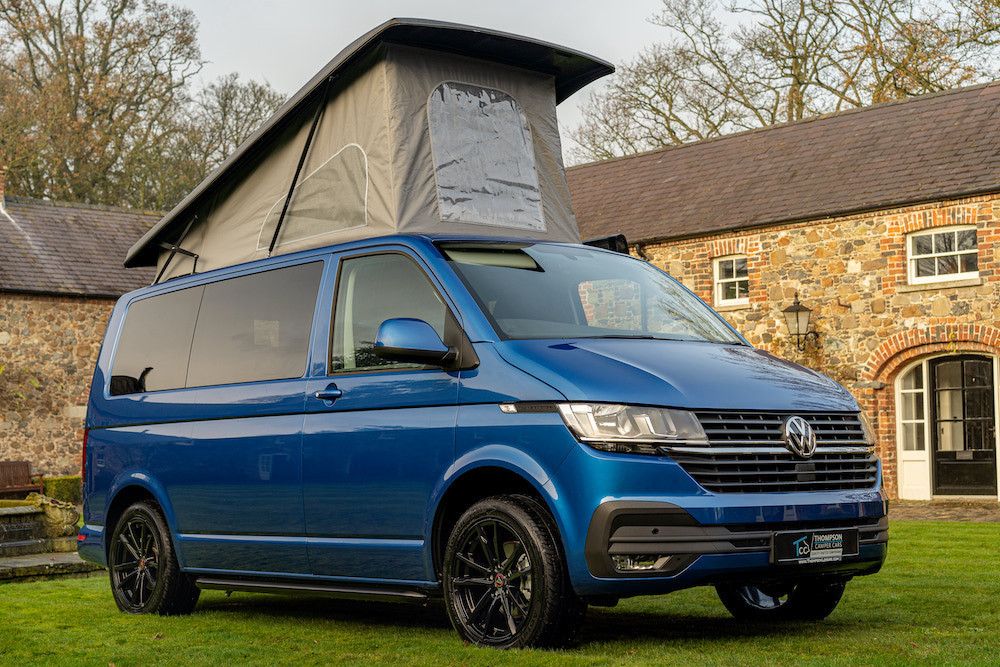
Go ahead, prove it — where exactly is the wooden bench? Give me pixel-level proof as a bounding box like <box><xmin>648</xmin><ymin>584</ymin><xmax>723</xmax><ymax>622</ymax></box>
<box><xmin>0</xmin><ymin>461</ymin><xmax>43</xmax><ymax>499</ymax></box>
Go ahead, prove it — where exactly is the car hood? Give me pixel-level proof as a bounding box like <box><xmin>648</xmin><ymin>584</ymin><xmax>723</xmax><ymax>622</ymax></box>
<box><xmin>495</xmin><ymin>339</ymin><xmax>857</xmax><ymax>412</ymax></box>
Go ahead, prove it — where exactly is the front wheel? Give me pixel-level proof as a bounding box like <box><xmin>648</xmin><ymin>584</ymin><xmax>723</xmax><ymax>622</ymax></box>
<box><xmin>108</xmin><ymin>501</ymin><xmax>200</xmax><ymax>615</ymax></box>
<box><xmin>442</xmin><ymin>495</ymin><xmax>585</xmax><ymax>648</ymax></box>
<box><xmin>716</xmin><ymin>579</ymin><xmax>846</xmax><ymax>621</ymax></box>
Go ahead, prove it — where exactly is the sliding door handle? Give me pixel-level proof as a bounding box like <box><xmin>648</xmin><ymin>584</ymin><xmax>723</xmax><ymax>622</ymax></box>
<box><xmin>313</xmin><ymin>385</ymin><xmax>343</xmax><ymax>402</ymax></box>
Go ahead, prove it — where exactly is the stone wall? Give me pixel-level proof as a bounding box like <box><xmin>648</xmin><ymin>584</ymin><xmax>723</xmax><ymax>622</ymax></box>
<box><xmin>0</xmin><ymin>293</ymin><xmax>113</xmax><ymax>475</ymax></box>
<box><xmin>640</xmin><ymin>193</ymin><xmax>999</xmax><ymax>497</ymax></box>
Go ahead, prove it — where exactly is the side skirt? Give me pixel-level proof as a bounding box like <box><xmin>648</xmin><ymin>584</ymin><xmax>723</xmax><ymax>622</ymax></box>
<box><xmin>195</xmin><ymin>576</ymin><xmax>437</xmax><ymax>604</ymax></box>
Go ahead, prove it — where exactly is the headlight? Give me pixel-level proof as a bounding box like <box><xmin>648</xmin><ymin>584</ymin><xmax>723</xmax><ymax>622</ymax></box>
<box><xmin>556</xmin><ymin>403</ymin><xmax>707</xmax><ymax>455</ymax></box>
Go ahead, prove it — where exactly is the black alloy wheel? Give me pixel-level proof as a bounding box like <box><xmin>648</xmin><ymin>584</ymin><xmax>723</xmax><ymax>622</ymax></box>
<box><xmin>108</xmin><ymin>501</ymin><xmax>200</xmax><ymax>615</ymax></box>
<box><xmin>449</xmin><ymin>517</ymin><xmax>535</xmax><ymax>645</ymax></box>
<box><xmin>443</xmin><ymin>495</ymin><xmax>586</xmax><ymax>649</ymax></box>
<box><xmin>110</xmin><ymin>512</ymin><xmax>161</xmax><ymax>610</ymax></box>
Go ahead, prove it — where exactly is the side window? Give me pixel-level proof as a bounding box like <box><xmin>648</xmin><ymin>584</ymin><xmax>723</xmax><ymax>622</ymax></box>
<box><xmin>110</xmin><ymin>287</ymin><xmax>203</xmax><ymax>395</ymax></box>
<box><xmin>713</xmin><ymin>255</ymin><xmax>749</xmax><ymax>306</ymax></box>
<box><xmin>186</xmin><ymin>262</ymin><xmax>323</xmax><ymax>387</ymax></box>
<box><xmin>331</xmin><ymin>254</ymin><xmax>448</xmax><ymax>372</ymax></box>
<box><xmin>578</xmin><ymin>279</ymin><xmax>643</xmax><ymax>330</ymax></box>
<box><xmin>427</xmin><ymin>82</ymin><xmax>544</xmax><ymax>231</ymax></box>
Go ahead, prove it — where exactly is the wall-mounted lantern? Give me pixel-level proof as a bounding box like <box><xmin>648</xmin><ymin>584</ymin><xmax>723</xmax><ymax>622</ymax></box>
<box><xmin>782</xmin><ymin>293</ymin><xmax>819</xmax><ymax>351</ymax></box>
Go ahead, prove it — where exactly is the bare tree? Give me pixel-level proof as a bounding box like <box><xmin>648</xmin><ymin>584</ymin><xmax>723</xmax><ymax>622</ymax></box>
<box><xmin>0</xmin><ymin>0</ymin><xmax>284</xmax><ymax>210</ymax></box>
<box><xmin>571</xmin><ymin>0</ymin><xmax>1000</xmax><ymax>162</ymax></box>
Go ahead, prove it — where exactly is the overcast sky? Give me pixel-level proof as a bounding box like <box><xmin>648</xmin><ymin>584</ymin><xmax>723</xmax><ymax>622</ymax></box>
<box><xmin>176</xmin><ymin>0</ymin><xmax>667</xmax><ymax>157</ymax></box>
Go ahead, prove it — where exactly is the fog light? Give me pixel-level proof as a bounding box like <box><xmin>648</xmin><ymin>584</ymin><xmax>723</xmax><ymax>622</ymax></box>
<box><xmin>611</xmin><ymin>555</ymin><xmax>672</xmax><ymax>572</ymax></box>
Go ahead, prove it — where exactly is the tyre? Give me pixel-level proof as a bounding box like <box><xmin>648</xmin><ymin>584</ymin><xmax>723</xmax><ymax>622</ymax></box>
<box><xmin>108</xmin><ymin>501</ymin><xmax>200</xmax><ymax>615</ymax></box>
<box><xmin>442</xmin><ymin>495</ymin><xmax>586</xmax><ymax>648</ymax></box>
<box><xmin>716</xmin><ymin>579</ymin><xmax>847</xmax><ymax>622</ymax></box>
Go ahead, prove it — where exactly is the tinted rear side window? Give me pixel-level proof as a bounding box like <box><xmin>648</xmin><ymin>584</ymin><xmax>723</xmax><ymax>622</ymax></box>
<box><xmin>110</xmin><ymin>286</ymin><xmax>203</xmax><ymax>395</ymax></box>
<box><xmin>186</xmin><ymin>262</ymin><xmax>323</xmax><ymax>387</ymax></box>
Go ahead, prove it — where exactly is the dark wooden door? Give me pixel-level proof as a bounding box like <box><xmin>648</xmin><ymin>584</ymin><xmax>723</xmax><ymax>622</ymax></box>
<box><xmin>931</xmin><ymin>356</ymin><xmax>997</xmax><ymax>495</ymax></box>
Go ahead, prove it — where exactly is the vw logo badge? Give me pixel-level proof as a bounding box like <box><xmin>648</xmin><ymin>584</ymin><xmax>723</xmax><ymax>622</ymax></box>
<box><xmin>782</xmin><ymin>416</ymin><xmax>816</xmax><ymax>459</ymax></box>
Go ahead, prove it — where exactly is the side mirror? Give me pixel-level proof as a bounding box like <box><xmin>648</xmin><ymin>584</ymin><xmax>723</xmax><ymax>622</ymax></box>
<box><xmin>374</xmin><ymin>318</ymin><xmax>457</xmax><ymax>367</ymax></box>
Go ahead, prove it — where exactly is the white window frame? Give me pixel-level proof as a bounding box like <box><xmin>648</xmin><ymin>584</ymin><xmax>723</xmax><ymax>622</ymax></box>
<box><xmin>896</xmin><ymin>361</ymin><xmax>931</xmax><ymax>453</ymax></box>
<box><xmin>713</xmin><ymin>255</ymin><xmax>749</xmax><ymax>307</ymax></box>
<box><xmin>906</xmin><ymin>225</ymin><xmax>979</xmax><ymax>285</ymax></box>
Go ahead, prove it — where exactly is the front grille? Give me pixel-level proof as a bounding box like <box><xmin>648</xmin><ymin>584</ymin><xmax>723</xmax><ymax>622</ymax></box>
<box><xmin>668</xmin><ymin>412</ymin><xmax>878</xmax><ymax>493</ymax></box>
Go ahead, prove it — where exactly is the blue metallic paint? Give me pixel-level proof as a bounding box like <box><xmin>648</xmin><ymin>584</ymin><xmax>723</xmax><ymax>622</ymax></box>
<box><xmin>82</xmin><ymin>234</ymin><xmax>886</xmax><ymax>599</ymax></box>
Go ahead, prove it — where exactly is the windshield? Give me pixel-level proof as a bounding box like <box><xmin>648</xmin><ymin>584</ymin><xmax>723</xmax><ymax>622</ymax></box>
<box><xmin>443</xmin><ymin>243</ymin><xmax>742</xmax><ymax>344</ymax></box>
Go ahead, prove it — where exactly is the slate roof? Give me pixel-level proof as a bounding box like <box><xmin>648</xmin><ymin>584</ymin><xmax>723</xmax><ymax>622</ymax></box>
<box><xmin>567</xmin><ymin>82</ymin><xmax>1000</xmax><ymax>243</ymax></box>
<box><xmin>0</xmin><ymin>196</ymin><xmax>157</xmax><ymax>298</ymax></box>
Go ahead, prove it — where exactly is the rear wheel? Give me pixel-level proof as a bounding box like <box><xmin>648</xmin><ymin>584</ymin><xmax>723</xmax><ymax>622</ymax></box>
<box><xmin>108</xmin><ymin>501</ymin><xmax>200</xmax><ymax>615</ymax></box>
<box><xmin>442</xmin><ymin>495</ymin><xmax>585</xmax><ymax>648</ymax></box>
<box><xmin>716</xmin><ymin>579</ymin><xmax>846</xmax><ymax>621</ymax></box>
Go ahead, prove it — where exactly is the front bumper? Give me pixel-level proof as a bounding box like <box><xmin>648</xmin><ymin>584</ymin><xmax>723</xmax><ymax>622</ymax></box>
<box><xmin>579</xmin><ymin>500</ymin><xmax>886</xmax><ymax>596</ymax></box>
<box><xmin>554</xmin><ymin>443</ymin><xmax>888</xmax><ymax>598</ymax></box>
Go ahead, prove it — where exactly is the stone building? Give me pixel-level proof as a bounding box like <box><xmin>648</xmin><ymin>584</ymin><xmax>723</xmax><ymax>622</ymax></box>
<box><xmin>0</xmin><ymin>178</ymin><xmax>155</xmax><ymax>474</ymax></box>
<box><xmin>568</xmin><ymin>82</ymin><xmax>1000</xmax><ymax>501</ymax></box>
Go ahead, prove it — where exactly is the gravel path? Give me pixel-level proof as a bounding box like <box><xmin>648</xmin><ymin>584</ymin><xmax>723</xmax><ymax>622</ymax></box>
<box><xmin>891</xmin><ymin>499</ymin><xmax>1000</xmax><ymax>522</ymax></box>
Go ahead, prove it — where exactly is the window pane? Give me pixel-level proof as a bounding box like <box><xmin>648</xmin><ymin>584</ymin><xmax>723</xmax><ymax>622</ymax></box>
<box><xmin>965</xmin><ymin>360</ymin><xmax>992</xmax><ymax>388</ymax></box>
<box><xmin>937</xmin><ymin>421</ymin><xmax>964</xmax><ymax>452</ymax></box>
<box><xmin>901</xmin><ymin>392</ymin><xmax>924</xmax><ymax>421</ymax></box>
<box><xmin>957</xmin><ymin>229</ymin><xmax>977</xmax><ymax>250</ymax></box>
<box><xmin>937</xmin><ymin>255</ymin><xmax>958</xmax><ymax>275</ymax></box>
<box><xmin>961</xmin><ymin>252</ymin><xmax>978</xmax><ymax>273</ymax></box>
<box><xmin>965</xmin><ymin>420</ymin><xmax>994</xmax><ymax>450</ymax></box>
<box><xmin>187</xmin><ymin>263</ymin><xmax>323</xmax><ymax>387</ymax></box>
<box><xmin>723</xmin><ymin>281</ymin><xmax>739</xmax><ymax>301</ymax></box>
<box><xmin>915</xmin><ymin>257</ymin><xmax>936</xmax><ymax>277</ymax></box>
<box><xmin>934</xmin><ymin>232</ymin><xmax>955</xmax><ymax>253</ymax></box>
<box><xmin>332</xmin><ymin>254</ymin><xmax>448</xmax><ymax>372</ymax></box>
<box><xmin>936</xmin><ymin>361</ymin><xmax>963</xmax><ymax>388</ymax></box>
<box><xmin>936</xmin><ymin>389</ymin><xmax>964</xmax><ymax>420</ymax></box>
<box><xmin>718</xmin><ymin>260</ymin><xmax>734</xmax><ymax>280</ymax></box>
<box><xmin>965</xmin><ymin>389</ymin><xmax>993</xmax><ymax>419</ymax></box>
<box><xmin>902</xmin><ymin>422</ymin><xmax>925</xmax><ymax>451</ymax></box>
<box><xmin>427</xmin><ymin>82</ymin><xmax>543</xmax><ymax>231</ymax></box>
<box><xmin>735</xmin><ymin>279</ymin><xmax>749</xmax><ymax>298</ymax></box>
<box><xmin>579</xmin><ymin>279</ymin><xmax>642</xmax><ymax>330</ymax></box>
<box><xmin>902</xmin><ymin>365</ymin><xmax>923</xmax><ymax>390</ymax></box>
<box><xmin>111</xmin><ymin>287</ymin><xmax>203</xmax><ymax>395</ymax></box>
<box><xmin>734</xmin><ymin>257</ymin><xmax>748</xmax><ymax>278</ymax></box>
<box><xmin>912</xmin><ymin>234</ymin><xmax>933</xmax><ymax>255</ymax></box>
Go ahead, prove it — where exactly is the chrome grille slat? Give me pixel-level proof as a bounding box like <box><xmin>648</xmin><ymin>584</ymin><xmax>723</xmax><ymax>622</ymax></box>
<box><xmin>682</xmin><ymin>411</ymin><xmax>879</xmax><ymax>493</ymax></box>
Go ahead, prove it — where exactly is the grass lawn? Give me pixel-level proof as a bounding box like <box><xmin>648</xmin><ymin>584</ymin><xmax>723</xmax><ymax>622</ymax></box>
<box><xmin>1</xmin><ymin>521</ymin><xmax>998</xmax><ymax>666</ymax></box>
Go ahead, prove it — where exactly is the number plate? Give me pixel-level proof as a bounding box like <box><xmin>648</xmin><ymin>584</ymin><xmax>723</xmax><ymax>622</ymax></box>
<box><xmin>772</xmin><ymin>529</ymin><xmax>859</xmax><ymax>564</ymax></box>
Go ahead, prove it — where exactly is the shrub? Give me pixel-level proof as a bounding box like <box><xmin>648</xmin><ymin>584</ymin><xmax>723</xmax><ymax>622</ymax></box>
<box><xmin>43</xmin><ymin>476</ymin><xmax>82</xmax><ymax>505</ymax></box>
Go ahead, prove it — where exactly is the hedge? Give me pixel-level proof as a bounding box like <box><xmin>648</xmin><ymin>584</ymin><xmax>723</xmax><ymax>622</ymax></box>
<box><xmin>42</xmin><ymin>476</ymin><xmax>82</xmax><ymax>505</ymax></box>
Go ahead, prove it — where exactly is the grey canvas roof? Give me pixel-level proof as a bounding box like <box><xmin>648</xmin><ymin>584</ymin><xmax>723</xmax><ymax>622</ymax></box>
<box><xmin>0</xmin><ymin>197</ymin><xmax>156</xmax><ymax>298</ymax></box>
<box><xmin>567</xmin><ymin>82</ymin><xmax>1000</xmax><ymax>243</ymax></box>
<box><xmin>126</xmin><ymin>17</ymin><xmax>614</xmax><ymax>269</ymax></box>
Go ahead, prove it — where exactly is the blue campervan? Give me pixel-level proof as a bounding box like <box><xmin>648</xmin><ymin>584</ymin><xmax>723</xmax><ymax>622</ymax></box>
<box><xmin>79</xmin><ymin>20</ymin><xmax>886</xmax><ymax>649</ymax></box>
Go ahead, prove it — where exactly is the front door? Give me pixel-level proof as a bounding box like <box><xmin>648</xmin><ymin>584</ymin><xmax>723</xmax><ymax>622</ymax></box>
<box><xmin>302</xmin><ymin>250</ymin><xmax>461</xmax><ymax>582</ymax></box>
<box><xmin>931</xmin><ymin>356</ymin><xmax>997</xmax><ymax>495</ymax></box>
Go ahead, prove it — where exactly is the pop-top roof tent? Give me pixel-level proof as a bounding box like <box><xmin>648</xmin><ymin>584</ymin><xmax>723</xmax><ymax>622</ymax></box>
<box><xmin>128</xmin><ymin>18</ymin><xmax>614</xmax><ymax>281</ymax></box>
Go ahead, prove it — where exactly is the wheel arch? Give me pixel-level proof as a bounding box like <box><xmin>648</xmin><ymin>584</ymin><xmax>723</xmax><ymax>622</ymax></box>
<box><xmin>104</xmin><ymin>474</ymin><xmax>177</xmax><ymax>559</ymax></box>
<box><xmin>429</xmin><ymin>450</ymin><xmax>565</xmax><ymax>578</ymax></box>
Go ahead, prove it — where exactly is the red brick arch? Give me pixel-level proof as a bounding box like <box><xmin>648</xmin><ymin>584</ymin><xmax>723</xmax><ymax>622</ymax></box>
<box><xmin>863</xmin><ymin>324</ymin><xmax>1000</xmax><ymax>383</ymax></box>
<box><xmin>858</xmin><ymin>323</ymin><xmax>1000</xmax><ymax>498</ymax></box>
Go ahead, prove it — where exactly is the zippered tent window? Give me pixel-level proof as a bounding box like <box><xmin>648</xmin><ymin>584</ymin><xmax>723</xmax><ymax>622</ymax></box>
<box><xmin>427</xmin><ymin>82</ymin><xmax>544</xmax><ymax>231</ymax></box>
<box><xmin>257</xmin><ymin>143</ymin><xmax>369</xmax><ymax>251</ymax></box>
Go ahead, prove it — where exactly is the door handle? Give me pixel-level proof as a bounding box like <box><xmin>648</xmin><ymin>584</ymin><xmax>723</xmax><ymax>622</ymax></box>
<box><xmin>313</xmin><ymin>384</ymin><xmax>343</xmax><ymax>402</ymax></box>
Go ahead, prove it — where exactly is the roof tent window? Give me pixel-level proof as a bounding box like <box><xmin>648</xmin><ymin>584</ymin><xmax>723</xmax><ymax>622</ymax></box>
<box><xmin>427</xmin><ymin>82</ymin><xmax>544</xmax><ymax>231</ymax></box>
<box><xmin>258</xmin><ymin>144</ymin><xmax>369</xmax><ymax>251</ymax></box>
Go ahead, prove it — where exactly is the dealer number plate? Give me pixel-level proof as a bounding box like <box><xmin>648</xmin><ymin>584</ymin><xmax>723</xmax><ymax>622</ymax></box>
<box><xmin>772</xmin><ymin>529</ymin><xmax>859</xmax><ymax>564</ymax></box>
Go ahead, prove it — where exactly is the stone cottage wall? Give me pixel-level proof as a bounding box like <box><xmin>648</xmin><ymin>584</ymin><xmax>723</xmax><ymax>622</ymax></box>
<box><xmin>640</xmin><ymin>193</ymin><xmax>999</xmax><ymax>498</ymax></box>
<box><xmin>0</xmin><ymin>293</ymin><xmax>114</xmax><ymax>475</ymax></box>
